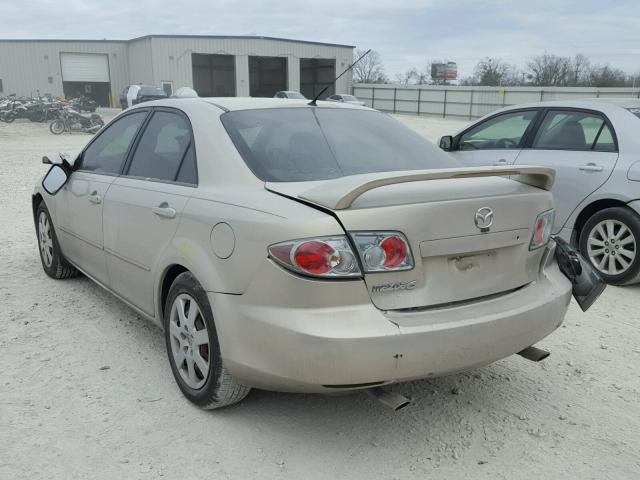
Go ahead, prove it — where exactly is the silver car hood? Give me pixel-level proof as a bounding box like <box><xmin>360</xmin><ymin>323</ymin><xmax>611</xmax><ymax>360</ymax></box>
<box><xmin>265</xmin><ymin>165</ymin><xmax>555</xmax><ymax>211</ymax></box>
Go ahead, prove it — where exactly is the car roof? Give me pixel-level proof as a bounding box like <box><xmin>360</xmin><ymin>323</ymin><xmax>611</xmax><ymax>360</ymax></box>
<box><xmin>500</xmin><ymin>98</ymin><xmax>640</xmax><ymax>113</ymax></box>
<box><xmin>137</xmin><ymin>97</ymin><xmax>372</xmax><ymax>112</ymax></box>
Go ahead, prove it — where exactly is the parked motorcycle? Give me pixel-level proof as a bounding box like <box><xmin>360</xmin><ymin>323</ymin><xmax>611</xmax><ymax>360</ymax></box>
<box><xmin>49</xmin><ymin>108</ymin><xmax>104</xmax><ymax>135</ymax></box>
<box><xmin>0</xmin><ymin>100</ymin><xmax>28</xmax><ymax>123</ymax></box>
<box><xmin>69</xmin><ymin>95</ymin><xmax>98</xmax><ymax>113</ymax></box>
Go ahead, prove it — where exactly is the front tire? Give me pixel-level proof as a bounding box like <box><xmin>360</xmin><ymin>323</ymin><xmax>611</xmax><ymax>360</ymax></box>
<box><xmin>164</xmin><ymin>272</ymin><xmax>250</xmax><ymax>409</ymax></box>
<box><xmin>36</xmin><ymin>202</ymin><xmax>79</xmax><ymax>279</ymax></box>
<box><xmin>49</xmin><ymin>119</ymin><xmax>65</xmax><ymax>135</ymax></box>
<box><xmin>579</xmin><ymin>207</ymin><xmax>640</xmax><ymax>285</ymax></box>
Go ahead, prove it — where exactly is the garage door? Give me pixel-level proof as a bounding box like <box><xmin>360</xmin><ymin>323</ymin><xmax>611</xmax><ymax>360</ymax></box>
<box><xmin>60</xmin><ymin>53</ymin><xmax>110</xmax><ymax>82</ymax></box>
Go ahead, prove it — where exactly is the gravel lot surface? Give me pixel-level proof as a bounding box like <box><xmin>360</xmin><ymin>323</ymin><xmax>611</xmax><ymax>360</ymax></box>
<box><xmin>1</xmin><ymin>109</ymin><xmax>639</xmax><ymax>479</ymax></box>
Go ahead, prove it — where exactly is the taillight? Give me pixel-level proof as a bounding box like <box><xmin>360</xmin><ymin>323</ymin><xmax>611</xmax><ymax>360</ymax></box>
<box><xmin>529</xmin><ymin>209</ymin><xmax>555</xmax><ymax>250</ymax></box>
<box><xmin>268</xmin><ymin>236</ymin><xmax>361</xmax><ymax>278</ymax></box>
<box><xmin>350</xmin><ymin>232</ymin><xmax>414</xmax><ymax>272</ymax></box>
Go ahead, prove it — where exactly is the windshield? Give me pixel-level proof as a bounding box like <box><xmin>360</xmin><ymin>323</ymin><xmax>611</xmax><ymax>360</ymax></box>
<box><xmin>221</xmin><ymin>108</ymin><xmax>459</xmax><ymax>182</ymax></box>
<box><xmin>139</xmin><ymin>87</ymin><xmax>167</xmax><ymax>97</ymax></box>
<box><xmin>342</xmin><ymin>95</ymin><xmax>358</xmax><ymax>101</ymax></box>
<box><xmin>627</xmin><ymin>108</ymin><xmax>640</xmax><ymax>119</ymax></box>
<box><xmin>285</xmin><ymin>92</ymin><xmax>305</xmax><ymax>99</ymax></box>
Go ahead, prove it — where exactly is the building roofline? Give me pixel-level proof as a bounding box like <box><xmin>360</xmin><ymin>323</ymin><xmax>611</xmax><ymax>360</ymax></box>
<box><xmin>0</xmin><ymin>35</ymin><xmax>355</xmax><ymax>49</ymax></box>
<box><xmin>128</xmin><ymin>34</ymin><xmax>354</xmax><ymax>48</ymax></box>
<box><xmin>0</xmin><ymin>38</ymin><xmax>128</xmax><ymax>43</ymax></box>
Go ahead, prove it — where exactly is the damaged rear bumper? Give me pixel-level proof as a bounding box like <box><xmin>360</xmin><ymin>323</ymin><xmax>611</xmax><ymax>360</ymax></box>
<box><xmin>209</xmin><ymin>259</ymin><xmax>572</xmax><ymax>393</ymax></box>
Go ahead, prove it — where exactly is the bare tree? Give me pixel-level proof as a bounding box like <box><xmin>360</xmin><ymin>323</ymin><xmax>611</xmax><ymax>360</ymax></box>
<box><xmin>526</xmin><ymin>53</ymin><xmax>572</xmax><ymax>86</ymax></box>
<box><xmin>395</xmin><ymin>68</ymin><xmax>419</xmax><ymax>86</ymax></box>
<box><xmin>352</xmin><ymin>49</ymin><xmax>388</xmax><ymax>84</ymax></box>
<box><xmin>569</xmin><ymin>54</ymin><xmax>591</xmax><ymax>86</ymax></box>
<box><xmin>473</xmin><ymin>57</ymin><xmax>512</xmax><ymax>86</ymax></box>
<box><xmin>587</xmin><ymin>65</ymin><xmax>628</xmax><ymax>87</ymax></box>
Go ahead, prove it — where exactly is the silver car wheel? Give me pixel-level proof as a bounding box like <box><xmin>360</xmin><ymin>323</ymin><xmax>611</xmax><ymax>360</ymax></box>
<box><xmin>587</xmin><ymin>219</ymin><xmax>637</xmax><ymax>276</ymax></box>
<box><xmin>169</xmin><ymin>293</ymin><xmax>210</xmax><ymax>390</ymax></box>
<box><xmin>38</xmin><ymin>211</ymin><xmax>54</xmax><ymax>268</ymax></box>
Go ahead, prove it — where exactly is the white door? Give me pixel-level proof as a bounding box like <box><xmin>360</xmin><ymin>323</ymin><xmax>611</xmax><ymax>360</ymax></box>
<box><xmin>60</xmin><ymin>53</ymin><xmax>110</xmax><ymax>82</ymax></box>
<box><xmin>103</xmin><ymin>110</ymin><xmax>198</xmax><ymax>316</ymax></box>
<box><xmin>514</xmin><ymin>109</ymin><xmax>619</xmax><ymax>233</ymax></box>
<box><xmin>451</xmin><ymin>109</ymin><xmax>538</xmax><ymax>167</ymax></box>
<box><xmin>55</xmin><ymin>110</ymin><xmax>149</xmax><ymax>284</ymax></box>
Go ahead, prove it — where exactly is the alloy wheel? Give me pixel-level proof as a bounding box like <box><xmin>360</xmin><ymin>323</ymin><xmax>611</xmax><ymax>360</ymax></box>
<box><xmin>38</xmin><ymin>211</ymin><xmax>54</xmax><ymax>268</ymax></box>
<box><xmin>168</xmin><ymin>293</ymin><xmax>211</xmax><ymax>390</ymax></box>
<box><xmin>587</xmin><ymin>219</ymin><xmax>637</xmax><ymax>276</ymax></box>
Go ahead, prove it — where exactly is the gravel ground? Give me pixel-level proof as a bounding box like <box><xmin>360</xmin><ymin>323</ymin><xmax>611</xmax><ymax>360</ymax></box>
<box><xmin>1</xmin><ymin>109</ymin><xmax>639</xmax><ymax>480</ymax></box>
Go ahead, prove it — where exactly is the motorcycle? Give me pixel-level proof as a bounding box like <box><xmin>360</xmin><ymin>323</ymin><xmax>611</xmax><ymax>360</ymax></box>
<box><xmin>49</xmin><ymin>108</ymin><xmax>104</xmax><ymax>135</ymax></box>
<box><xmin>69</xmin><ymin>95</ymin><xmax>98</xmax><ymax>113</ymax></box>
<box><xmin>0</xmin><ymin>98</ymin><xmax>30</xmax><ymax>123</ymax></box>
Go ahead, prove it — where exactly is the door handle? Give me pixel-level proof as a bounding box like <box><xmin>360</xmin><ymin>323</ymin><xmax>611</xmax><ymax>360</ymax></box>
<box><xmin>88</xmin><ymin>192</ymin><xmax>102</xmax><ymax>204</ymax></box>
<box><xmin>493</xmin><ymin>158</ymin><xmax>508</xmax><ymax>166</ymax></box>
<box><xmin>152</xmin><ymin>205</ymin><xmax>176</xmax><ymax>219</ymax></box>
<box><xmin>579</xmin><ymin>163</ymin><xmax>604</xmax><ymax>172</ymax></box>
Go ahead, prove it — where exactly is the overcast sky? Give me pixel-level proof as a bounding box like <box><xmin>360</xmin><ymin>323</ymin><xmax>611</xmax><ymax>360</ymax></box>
<box><xmin>1</xmin><ymin>0</ymin><xmax>639</xmax><ymax>79</ymax></box>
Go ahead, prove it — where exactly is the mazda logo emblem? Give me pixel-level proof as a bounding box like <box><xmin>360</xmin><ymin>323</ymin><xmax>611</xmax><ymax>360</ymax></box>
<box><xmin>474</xmin><ymin>207</ymin><xmax>494</xmax><ymax>231</ymax></box>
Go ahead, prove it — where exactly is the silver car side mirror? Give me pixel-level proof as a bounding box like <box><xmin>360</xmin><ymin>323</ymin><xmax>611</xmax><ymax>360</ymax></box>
<box><xmin>42</xmin><ymin>164</ymin><xmax>69</xmax><ymax>195</ymax></box>
<box><xmin>439</xmin><ymin>135</ymin><xmax>454</xmax><ymax>151</ymax></box>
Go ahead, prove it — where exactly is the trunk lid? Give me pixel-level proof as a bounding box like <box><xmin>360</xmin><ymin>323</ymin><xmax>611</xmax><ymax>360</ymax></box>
<box><xmin>266</xmin><ymin>166</ymin><xmax>555</xmax><ymax>312</ymax></box>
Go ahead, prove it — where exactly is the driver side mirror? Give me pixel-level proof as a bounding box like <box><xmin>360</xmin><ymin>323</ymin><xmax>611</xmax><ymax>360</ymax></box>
<box><xmin>439</xmin><ymin>135</ymin><xmax>454</xmax><ymax>151</ymax></box>
<box><xmin>42</xmin><ymin>164</ymin><xmax>69</xmax><ymax>195</ymax></box>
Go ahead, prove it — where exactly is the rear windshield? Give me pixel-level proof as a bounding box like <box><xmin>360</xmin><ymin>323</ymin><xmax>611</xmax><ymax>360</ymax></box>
<box><xmin>139</xmin><ymin>87</ymin><xmax>167</xmax><ymax>97</ymax></box>
<box><xmin>627</xmin><ymin>108</ymin><xmax>640</xmax><ymax>119</ymax></box>
<box><xmin>221</xmin><ymin>108</ymin><xmax>458</xmax><ymax>182</ymax></box>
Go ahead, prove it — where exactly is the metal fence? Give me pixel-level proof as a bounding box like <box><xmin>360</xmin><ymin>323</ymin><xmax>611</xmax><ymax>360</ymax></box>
<box><xmin>352</xmin><ymin>84</ymin><xmax>640</xmax><ymax>119</ymax></box>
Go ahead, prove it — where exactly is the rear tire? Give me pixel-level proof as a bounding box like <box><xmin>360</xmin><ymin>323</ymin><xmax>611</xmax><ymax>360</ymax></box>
<box><xmin>49</xmin><ymin>119</ymin><xmax>65</xmax><ymax>135</ymax></box>
<box><xmin>579</xmin><ymin>207</ymin><xmax>640</xmax><ymax>285</ymax></box>
<box><xmin>164</xmin><ymin>272</ymin><xmax>250</xmax><ymax>409</ymax></box>
<box><xmin>36</xmin><ymin>202</ymin><xmax>79</xmax><ymax>279</ymax></box>
<box><xmin>4</xmin><ymin>113</ymin><xmax>15</xmax><ymax>123</ymax></box>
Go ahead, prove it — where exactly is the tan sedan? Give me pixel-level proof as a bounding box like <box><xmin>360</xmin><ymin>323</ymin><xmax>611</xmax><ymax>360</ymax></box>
<box><xmin>34</xmin><ymin>98</ymin><xmax>589</xmax><ymax>409</ymax></box>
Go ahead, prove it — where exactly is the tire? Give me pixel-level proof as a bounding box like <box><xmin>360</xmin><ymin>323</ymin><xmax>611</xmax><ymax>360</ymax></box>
<box><xmin>164</xmin><ymin>272</ymin><xmax>250</xmax><ymax>409</ymax></box>
<box><xmin>4</xmin><ymin>113</ymin><xmax>15</xmax><ymax>123</ymax></box>
<box><xmin>35</xmin><ymin>202</ymin><xmax>79</xmax><ymax>279</ymax></box>
<box><xmin>49</xmin><ymin>119</ymin><xmax>65</xmax><ymax>135</ymax></box>
<box><xmin>579</xmin><ymin>206</ymin><xmax>640</xmax><ymax>285</ymax></box>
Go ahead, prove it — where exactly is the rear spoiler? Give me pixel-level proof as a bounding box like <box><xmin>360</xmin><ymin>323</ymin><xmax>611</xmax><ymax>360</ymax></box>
<box><xmin>297</xmin><ymin>165</ymin><xmax>555</xmax><ymax>210</ymax></box>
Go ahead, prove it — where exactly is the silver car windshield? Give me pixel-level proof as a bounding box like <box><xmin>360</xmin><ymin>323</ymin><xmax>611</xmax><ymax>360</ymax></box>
<box><xmin>221</xmin><ymin>108</ymin><xmax>459</xmax><ymax>182</ymax></box>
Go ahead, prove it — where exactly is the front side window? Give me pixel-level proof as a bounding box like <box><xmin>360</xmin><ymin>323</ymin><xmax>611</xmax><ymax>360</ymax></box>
<box><xmin>459</xmin><ymin>110</ymin><xmax>537</xmax><ymax>150</ymax></box>
<box><xmin>533</xmin><ymin>110</ymin><xmax>616</xmax><ymax>151</ymax></box>
<box><xmin>126</xmin><ymin>111</ymin><xmax>194</xmax><ymax>183</ymax></box>
<box><xmin>221</xmin><ymin>108</ymin><xmax>459</xmax><ymax>182</ymax></box>
<box><xmin>79</xmin><ymin>111</ymin><xmax>147</xmax><ymax>174</ymax></box>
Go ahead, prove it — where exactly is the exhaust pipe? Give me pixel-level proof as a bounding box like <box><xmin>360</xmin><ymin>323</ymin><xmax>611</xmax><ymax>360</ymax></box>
<box><xmin>366</xmin><ymin>387</ymin><xmax>411</xmax><ymax>411</ymax></box>
<box><xmin>518</xmin><ymin>345</ymin><xmax>550</xmax><ymax>362</ymax></box>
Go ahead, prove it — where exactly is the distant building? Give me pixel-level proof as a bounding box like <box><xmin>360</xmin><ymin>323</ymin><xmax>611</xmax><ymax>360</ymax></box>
<box><xmin>0</xmin><ymin>35</ymin><xmax>355</xmax><ymax>106</ymax></box>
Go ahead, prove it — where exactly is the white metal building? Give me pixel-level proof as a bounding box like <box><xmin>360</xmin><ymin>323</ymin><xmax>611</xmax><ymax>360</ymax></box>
<box><xmin>0</xmin><ymin>35</ymin><xmax>355</xmax><ymax>106</ymax></box>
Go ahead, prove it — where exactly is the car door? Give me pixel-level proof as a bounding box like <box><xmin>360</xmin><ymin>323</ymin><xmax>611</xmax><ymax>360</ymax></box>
<box><xmin>514</xmin><ymin>108</ymin><xmax>619</xmax><ymax>233</ymax></box>
<box><xmin>451</xmin><ymin>109</ymin><xmax>539</xmax><ymax>167</ymax></box>
<box><xmin>55</xmin><ymin>110</ymin><xmax>149</xmax><ymax>284</ymax></box>
<box><xmin>102</xmin><ymin>108</ymin><xmax>198</xmax><ymax>316</ymax></box>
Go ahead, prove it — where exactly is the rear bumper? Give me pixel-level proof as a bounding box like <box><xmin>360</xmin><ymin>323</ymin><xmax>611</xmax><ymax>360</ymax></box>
<box><xmin>210</xmin><ymin>261</ymin><xmax>572</xmax><ymax>393</ymax></box>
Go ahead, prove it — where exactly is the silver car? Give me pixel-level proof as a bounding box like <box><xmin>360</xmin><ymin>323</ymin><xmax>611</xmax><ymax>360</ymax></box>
<box><xmin>440</xmin><ymin>99</ymin><xmax>640</xmax><ymax>285</ymax></box>
<box><xmin>327</xmin><ymin>93</ymin><xmax>366</xmax><ymax>106</ymax></box>
<box><xmin>34</xmin><ymin>98</ymin><xmax>576</xmax><ymax>409</ymax></box>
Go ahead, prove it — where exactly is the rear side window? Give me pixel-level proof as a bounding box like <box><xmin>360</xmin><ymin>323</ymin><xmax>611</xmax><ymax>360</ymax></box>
<box><xmin>80</xmin><ymin>111</ymin><xmax>147</xmax><ymax>174</ymax></box>
<box><xmin>221</xmin><ymin>108</ymin><xmax>459</xmax><ymax>182</ymax></box>
<box><xmin>126</xmin><ymin>111</ymin><xmax>195</xmax><ymax>183</ymax></box>
<box><xmin>533</xmin><ymin>110</ymin><xmax>616</xmax><ymax>152</ymax></box>
<box><xmin>459</xmin><ymin>111</ymin><xmax>537</xmax><ymax>150</ymax></box>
